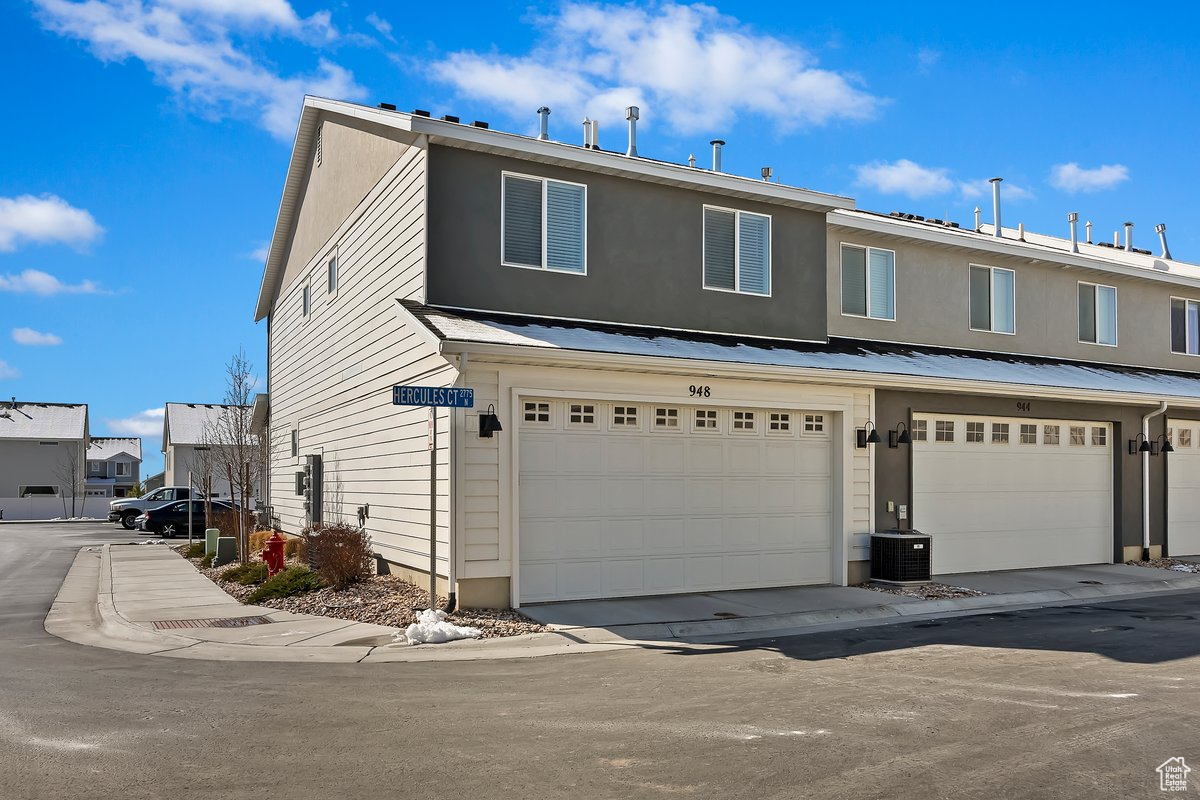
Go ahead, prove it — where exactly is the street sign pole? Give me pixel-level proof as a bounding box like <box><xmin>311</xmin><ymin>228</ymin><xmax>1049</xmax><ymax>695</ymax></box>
<box><xmin>429</xmin><ymin>409</ymin><xmax>437</xmax><ymax>609</ymax></box>
<box><xmin>392</xmin><ymin>386</ymin><xmax>474</xmax><ymax>611</ymax></box>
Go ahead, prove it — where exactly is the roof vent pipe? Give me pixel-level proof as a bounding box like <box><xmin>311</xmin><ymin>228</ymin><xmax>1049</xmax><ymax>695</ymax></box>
<box><xmin>590</xmin><ymin>119</ymin><xmax>599</xmax><ymax>150</ymax></box>
<box><xmin>711</xmin><ymin>139</ymin><xmax>725</xmax><ymax>172</ymax></box>
<box><xmin>1018</xmin><ymin>222</ymin><xmax>1025</xmax><ymax>241</ymax></box>
<box><xmin>1114</xmin><ymin>231</ymin><xmax>1120</xmax><ymax>246</ymax></box>
<box><xmin>581</xmin><ymin>117</ymin><xmax>592</xmax><ymax>148</ymax></box>
<box><xmin>974</xmin><ymin>206</ymin><xmax>981</xmax><ymax>231</ymax></box>
<box><xmin>624</xmin><ymin>106</ymin><xmax>639</xmax><ymax>157</ymax></box>
<box><xmin>537</xmin><ymin>107</ymin><xmax>550</xmax><ymax>141</ymax></box>
<box><xmin>761</xmin><ymin>166</ymin><xmax>773</xmax><ymax>182</ymax></box>
<box><xmin>688</xmin><ymin>153</ymin><xmax>696</xmax><ymax>168</ymax></box>
<box><xmin>989</xmin><ymin>178</ymin><xmax>1003</xmax><ymax>238</ymax></box>
<box><xmin>1068</xmin><ymin>212</ymin><xmax>1080</xmax><ymax>253</ymax></box>
<box><xmin>1124</xmin><ymin>221</ymin><xmax>1134</xmax><ymax>252</ymax></box>
<box><xmin>1086</xmin><ymin>220</ymin><xmax>1093</xmax><ymax>244</ymax></box>
<box><xmin>1156</xmin><ymin>223</ymin><xmax>1172</xmax><ymax>260</ymax></box>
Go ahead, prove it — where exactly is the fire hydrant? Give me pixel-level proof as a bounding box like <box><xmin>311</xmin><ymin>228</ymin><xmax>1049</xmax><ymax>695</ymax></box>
<box><xmin>262</xmin><ymin>532</ymin><xmax>286</xmax><ymax>576</ymax></box>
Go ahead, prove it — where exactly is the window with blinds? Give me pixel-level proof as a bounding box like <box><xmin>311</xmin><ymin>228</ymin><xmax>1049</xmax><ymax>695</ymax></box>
<box><xmin>969</xmin><ymin>265</ymin><xmax>1015</xmax><ymax>334</ymax></box>
<box><xmin>702</xmin><ymin>206</ymin><xmax>771</xmax><ymax>295</ymax></box>
<box><xmin>840</xmin><ymin>243</ymin><xmax>895</xmax><ymax>320</ymax></box>
<box><xmin>502</xmin><ymin>173</ymin><xmax>586</xmax><ymax>273</ymax></box>
<box><xmin>1078</xmin><ymin>281</ymin><xmax>1117</xmax><ymax>346</ymax></box>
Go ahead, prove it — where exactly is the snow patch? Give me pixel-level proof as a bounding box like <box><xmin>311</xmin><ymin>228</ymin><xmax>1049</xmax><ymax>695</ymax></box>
<box><xmin>399</xmin><ymin>609</ymin><xmax>482</xmax><ymax>645</ymax></box>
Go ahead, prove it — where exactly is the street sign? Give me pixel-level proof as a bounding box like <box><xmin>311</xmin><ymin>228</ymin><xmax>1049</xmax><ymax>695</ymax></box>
<box><xmin>392</xmin><ymin>386</ymin><xmax>475</xmax><ymax>408</ymax></box>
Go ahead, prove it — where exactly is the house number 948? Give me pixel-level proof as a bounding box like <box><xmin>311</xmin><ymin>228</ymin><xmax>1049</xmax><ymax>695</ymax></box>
<box><xmin>689</xmin><ymin>385</ymin><xmax>712</xmax><ymax>398</ymax></box>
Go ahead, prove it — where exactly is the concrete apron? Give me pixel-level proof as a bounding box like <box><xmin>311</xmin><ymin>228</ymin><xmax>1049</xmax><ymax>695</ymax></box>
<box><xmin>44</xmin><ymin>546</ymin><xmax>1200</xmax><ymax>664</ymax></box>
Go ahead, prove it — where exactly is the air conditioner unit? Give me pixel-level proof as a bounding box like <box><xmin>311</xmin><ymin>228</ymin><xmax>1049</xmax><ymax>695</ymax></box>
<box><xmin>870</xmin><ymin>531</ymin><xmax>932</xmax><ymax>584</ymax></box>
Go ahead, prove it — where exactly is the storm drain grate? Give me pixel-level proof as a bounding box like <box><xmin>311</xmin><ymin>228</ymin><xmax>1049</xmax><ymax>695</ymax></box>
<box><xmin>153</xmin><ymin>616</ymin><xmax>273</xmax><ymax>630</ymax></box>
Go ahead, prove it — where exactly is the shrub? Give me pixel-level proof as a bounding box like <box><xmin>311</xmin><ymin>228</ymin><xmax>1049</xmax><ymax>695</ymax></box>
<box><xmin>200</xmin><ymin>552</ymin><xmax>215</xmax><ymax>569</ymax></box>
<box><xmin>283</xmin><ymin>536</ymin><xmax>307</xmax><ymax>562</ymax></box>
<box><xmin>184</xmin><ymin>542</ymin><xmax>206</xmax><ymax>559</ymax></box>
<box><xmin>221</xmin><ymin>562</ymin><xmax>269</xmax><ymax>586</ymax></box>
<box><xmin>248</xmin><ymin>530</ymin><xmax>274</xmax><ymax>554</ymax></box>
<box><xmin>310</xmin><ymin>523</ymin><xmax>374</xmax><ymax>590</ymax></box>
<box><xmin>247</xmin><ymin>566</ymin><xmax>324</xmax><ymax>603</ymax></box>
<box><xmin>207</xmin><ymin>508</ymin><xmax>256</xmax><ymax>550</ymax></box>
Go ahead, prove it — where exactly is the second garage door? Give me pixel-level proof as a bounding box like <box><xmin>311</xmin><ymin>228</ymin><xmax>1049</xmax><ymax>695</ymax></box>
<box><xmin>912</xmin><ymin>414</ymin><xmax>1113</xmax><ymax>574</ymax></box>
<box><xmin>518</xmin><ymin>399</ymin><xmax>833</xmax><ymax>603</ymax></box>
<box><xmin>1167</xmin><ymin>419</ymin><xmax>1200</xmax><ymax>556</ymax></box>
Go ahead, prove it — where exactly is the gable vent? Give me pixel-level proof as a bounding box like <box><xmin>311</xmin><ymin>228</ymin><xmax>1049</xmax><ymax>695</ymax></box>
<box><xmin>315</xmin><ymin>123</ymin><xmax>323</xmax><ymax>168</ymax></box>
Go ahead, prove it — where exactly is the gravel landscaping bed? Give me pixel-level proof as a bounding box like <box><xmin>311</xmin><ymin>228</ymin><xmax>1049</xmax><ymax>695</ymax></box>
<box><xmin>173</xmin><ymin>546</ymin><xmax>547</xmax><ymax>639</ymax></box>
<box><xmin>1129</xmin><ymin>558</ymin><xmax>1200</xmax><ymax>574</ymax></box>
<box><xmin>855</xmin><ymin>581</ymin><xmax>988</xmax><ymax>600</ymax></box>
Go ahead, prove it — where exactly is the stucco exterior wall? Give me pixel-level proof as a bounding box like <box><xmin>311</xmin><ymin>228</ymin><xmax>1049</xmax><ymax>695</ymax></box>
<box><xmin>828</xmin><ymin>226</ymin><xmax>1200</xmax><ymax>372</ymax></box>
<box><xmin>427</xmin><ymin>145</ymin><xmax>829</xmax><ymax>341</ymax></box>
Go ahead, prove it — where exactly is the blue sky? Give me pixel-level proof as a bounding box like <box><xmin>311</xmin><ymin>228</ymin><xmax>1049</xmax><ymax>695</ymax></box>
<box><xmin>3</xmin><ymin>0</ymin><xmax>1200</xmax><ymax>476</ymax></box>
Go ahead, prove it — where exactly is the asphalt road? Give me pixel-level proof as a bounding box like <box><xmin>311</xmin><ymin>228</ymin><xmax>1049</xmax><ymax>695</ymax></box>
<box><xmin>3</xmin><ymin>522</ymin><xmax>1199</xmax><ymax>800</ymax></box>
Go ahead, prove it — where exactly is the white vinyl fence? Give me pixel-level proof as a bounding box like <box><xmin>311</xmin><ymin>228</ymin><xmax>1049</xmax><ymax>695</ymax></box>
<box><xmin>0</xmin><ymin>496</ymin><xmax>109</xmax><ymax>521</ymax></box>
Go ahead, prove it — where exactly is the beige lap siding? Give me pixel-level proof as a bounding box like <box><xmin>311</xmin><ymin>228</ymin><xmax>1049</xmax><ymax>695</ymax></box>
<box><xmin>268</xmin><ymin>143</ymin><xmax>458</xmax><ymax>575</ymax></box>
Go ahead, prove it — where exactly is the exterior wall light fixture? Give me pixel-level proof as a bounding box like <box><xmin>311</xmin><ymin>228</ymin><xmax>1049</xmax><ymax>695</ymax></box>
<box><xmin>1129</xmin><ymin>432</ymin><xmax>1154</xmax><ymax>455</ymax></box>
<box><xmin>856</xmin><ymin>421</ymin><xmax>881</xmax><ymax>449</ymax></box>
<box><xmin>479</xmin><ymin>404</ymin><xmax>503</xmax><ymax>438</ymax></box>
<box><xmin>1155</xmin><ymin>434</ymin><xmax>1174</xmax><ymax>455</ymax></box>
<box><xmin>889</xmin><ymin>422</ymin><xmax>912</xmax><ymax>448</ymax></box>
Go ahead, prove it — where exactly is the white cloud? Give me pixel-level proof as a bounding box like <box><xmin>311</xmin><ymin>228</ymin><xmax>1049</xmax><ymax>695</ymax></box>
<box><xmin>34</xmin><ymin>0</ymin><xmax>363</xmax><ymax>140</ymax></box>
<box><xmin>855</xmin><ymin>159</ymin><xmax>953</xmax><ymax>198</ymax></box>
<box><xmin>916</xmin><ymin>48</ymin><xmax>940</xmax><ymax>73</ymax></box>
<box><xmin>249</xmin><ymin>242</ymin><xmax>270</xmax><ymax>261</ymax></box>
<box><xmin>959</xmin><ymin>178</ymin><xmax>1034</xmax><ymax>201</ymax></box>
<box><xmin>0</xmin><ymin>269</ymin><xmax>106</xmax><ymax>296</ymax></box>
<box><xmin>12</xmin><ymin>327</ymin><xmax>63</xmax><ymax>346</ymax></box>
<box><xmin>0</xmin><ymin>194</ymin><xmax>103</xmax><ymax>252</ymax></box>
<box><xmin>1049</xmin><ymin>162</ymin><xmax>1130</xmax><ymax>193</ymax></box>
<box><xmin>0</xmin><ymin>361</ymin><xmax>19</xmax><ymax>380</ymax></box>
<box><xmin>107</xmin><ymin>407</ymin><xmax>165</xmax><ymax>436</ymax></box>
<box><xmin>365</xmin><ymin>11</ymin><xmax>392</xmax><ymax>40</ymax></box>
<box><xmin>429</xmin><ymin>2</ymin><xmax>881</xmax><ymax>135</ymax></box>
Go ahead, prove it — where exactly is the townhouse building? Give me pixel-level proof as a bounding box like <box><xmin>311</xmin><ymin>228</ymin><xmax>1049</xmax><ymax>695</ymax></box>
<box><xmin>85</xmin><ymin>436</ymin><xmax>142</xmax><ymax>498</ymax></box>
<box><xmin>162</xmin><ymin>402</ymin><xmax>256</xmax><ymax>502</ymax></box>
<box><xmin>0</xmin><ymin>400</ymin><xmax>91</xmax><ymax>519</ymax></box>
<box><xmin>254</xmin><ymin>96</ymin><xmax>1200</xmax><ymax>608</ymax></box>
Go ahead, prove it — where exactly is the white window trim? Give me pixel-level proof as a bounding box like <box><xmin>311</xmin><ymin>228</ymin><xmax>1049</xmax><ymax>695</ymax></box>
<box><xmin>520</xmin><ymin>400</ymin><xmax>554</xmax><ymax>428</ymax></box>
<box><xmin>701</xmin><ymin>204</ymin><xmax>772</xmax><ymax>297</ymax></box>
<box><xmin>691</xmin><ymin>408</ymin><xmax>722</xmax><ymax>434</ymax></box>
<box><xmin>1170</xmin><ymin>295</ymin><xmax>1200</xmax><ymax>357</ymax></box>
<box><xmin>766</xmin><ymin>411</ymin><xmax>795</xmax><ymax>437</ymax></box>
<box><xmin>565</xmin><ymin>402</ymin><xmax>598</xmax><ymax>429</ymax></box>
<box><xmin>301</xmin><ymin>279</ymin><xmax>311</xmax><ymax>319</ymax></box>
<box><xmin>1078</xmin><ymin>280</ymin><xmax>1118</xmax><ymax>347</ymax></box>
<box><xmin>500</xmin><ymin>171</ymin><xmax>588</xmax><ymax>276</ymax></box>
<box><xmin>327</xmin><ymin>247</ymin><xmax>339</xmax><ymax>298</ymax></box>
<box><xmin>653</xmin><ymin>406</ymin><xmax>683</xmax><ymax>433</ymax></box>
<box><xmin>115</xmin><ymin>461</ymin><xmax>131</xmax><ymax>477</ymax></box>
<box><xmin>968</xmin><ymin>264</ymin><xmax>1017</xmax><ymax>335</ymax></box>
<box><xmin>840</xmin><ymin>242</ymin><xmax>896</xmax><ymax>322</ymax></box>
<box><xmin>608</xmin><ymin>403</ymin><xmax>641</xmax><ymax>432</ymax></box>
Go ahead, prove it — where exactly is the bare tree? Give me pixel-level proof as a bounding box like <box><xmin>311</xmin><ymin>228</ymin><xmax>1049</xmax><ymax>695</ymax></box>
<box><xmin>53</xmin><ymin>443</ymin><xmax>85</xmax><ymax>518</ymax></box>
<box><xmin>190</xmin><ymin>431</ymin><xmax>220</xmax><ymax>527</ymax></box>
<box><xmin>211</xmin><ymin>350</ymin><xmax>261</xmax><ymax>564</ymax></box>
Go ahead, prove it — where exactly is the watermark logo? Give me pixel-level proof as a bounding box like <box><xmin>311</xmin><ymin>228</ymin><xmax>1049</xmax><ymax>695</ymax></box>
<box><xmin>1158</xmin><ymin>757</ymin><xmax>1191</xmax><ymax>792</ymax></box>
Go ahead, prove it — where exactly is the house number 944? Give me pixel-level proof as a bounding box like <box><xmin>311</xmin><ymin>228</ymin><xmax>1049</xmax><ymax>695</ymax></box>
<box><xmin>689</xmin><ymin>385</ymin><xmax>712</xmax><ymax>398</ymax></box>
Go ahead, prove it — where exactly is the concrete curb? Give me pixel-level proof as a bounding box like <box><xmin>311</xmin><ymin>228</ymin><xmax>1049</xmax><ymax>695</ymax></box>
<box><xmin>43</xmin><ymin>545</ymin><xmax>1200</xmax><ymax>664</ymax></box>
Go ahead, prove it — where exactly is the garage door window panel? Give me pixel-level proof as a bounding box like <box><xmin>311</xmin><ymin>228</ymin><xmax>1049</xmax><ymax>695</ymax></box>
<box><xmin>654</xmin><ymin>407</ymin><xmax>680</xmax><ymax>431</ymax></box>
<box><xmin>567</xmin><ymin>404</ymin><xmax>596</xmax><ymax>427</ymax></box>
<box><xmin>768</xmin><ymin>412</ymin><xmax>792</xmax><ymax>435</ymax></box>
<box><xmin>611</xmin><ymin>405</ymin><xmax>640</xmax><ymax>430</ymax></box>
<box><xmin>523</xmin><ymin>401</ymin><xmax>552</xmax><ymax>426</ymax></box>
<box><xmin>693</xmin><ymin>409</ymin><xmax>720</xmax><ymax>433</ymax></box>
<box><xmin>911</xmin><ymin>419</ymin><xmax>928</xmax><ymax>441</ymax></box>
<box><xmin>1091</xmin><ymin>427</ymin><xmax>1107</xmax><ymax>447</ymax></box>
<box><xmin>732</xmin><ymin>411</ymin><xmax>757</xmax><ymax>433</ymax></box>
<box><xmin>1020</xmin><ymin>424</ymin><xmax>1037</xmax><ymax>444</ymax></box>
<box><xmin>1044</xmin><ymin>425</ymin><xmax>1061</xmax><ymax>445</ymax></box>
<box><xmin>935</xmin><ymin>420</ymin><xmax>955</xmax><ymax>442</ymax></box>
<box><xmin>802</xmin><ymin>414</ymin><xmax>825</xmax><ymax>435</ymax></box>
<box><xmin>966</xmin><ymin>421</ymin><xmax>984</xmax><ymax>443</ymax></box>
<box><xmin>992</xmin><ymin>423</ymin><xmax>1010</xmax><ymax>444</ymax></box>
<box><xmin>1069</xmin><ymin>426</ymin><xmax>1086</xmax><ymax>446</ymax></box>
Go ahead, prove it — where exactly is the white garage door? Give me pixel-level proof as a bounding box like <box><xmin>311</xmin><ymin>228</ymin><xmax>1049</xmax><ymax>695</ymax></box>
<box><xmin>518</xmin><ymin>399</ymin><xmax>833</xmax><ymax>603</ymax></box>
<box><xmin>1167</xmin><ymin>420</ymin><xmax>1200</xmax><ymax>556</ymax></box>
<box><xmin>912</xmin><ymin>414</ymin><xmax>1113</xmax><ymax>575</ymax></box>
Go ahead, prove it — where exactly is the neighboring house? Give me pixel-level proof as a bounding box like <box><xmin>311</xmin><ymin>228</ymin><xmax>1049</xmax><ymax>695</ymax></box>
<box><xmin>144</xmin><ymin>471</ymin><xmax>165</xmax><ymax>491</ymax></box>
<box><xmin>162</xmin><ymin>402</ymin><xmax>258</xmax><ymax>503</ymax></box>
<box><xmin>254</xmin><ymin>96</ymin><xmax>1200</xmax><ymax>609</ymax></box>
<box><xmin>85</xmin><ymin>437</ymin><xmax>142</xmax><ymax>498</ymax></box>
<box><xmin>0</xmin><ymin>399</ymin><xmax>92</xmax><ymax>520</ymax></box>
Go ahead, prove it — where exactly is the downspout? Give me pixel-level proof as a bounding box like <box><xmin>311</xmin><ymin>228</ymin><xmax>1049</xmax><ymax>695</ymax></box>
<box><xmin>444</xmin><ymin>350</ymin><xmax>467</xmax><ymax>613</ymax></box>
<box><xmin>1142</xmin><ymin>401</ymin><xmax>1168</xmax><ymax>559</ymax></box>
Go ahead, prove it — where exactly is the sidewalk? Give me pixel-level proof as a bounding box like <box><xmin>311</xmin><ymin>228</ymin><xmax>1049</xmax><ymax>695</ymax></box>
<box><xmin>45</xmin><ymin>544</ymin><xmax>1200</xmax><ymax>664</ymax></box>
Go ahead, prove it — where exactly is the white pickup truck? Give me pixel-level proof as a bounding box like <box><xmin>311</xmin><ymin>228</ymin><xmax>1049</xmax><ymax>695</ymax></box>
<box><xmin>108</xmin><ymin>487</ymin><xmax>199</xmax><ymax>530</ymax></box>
